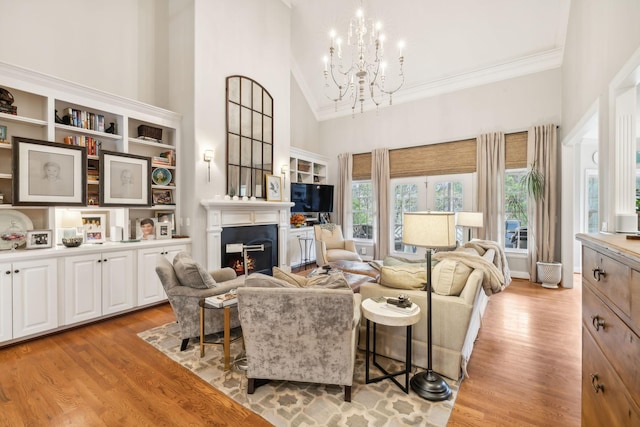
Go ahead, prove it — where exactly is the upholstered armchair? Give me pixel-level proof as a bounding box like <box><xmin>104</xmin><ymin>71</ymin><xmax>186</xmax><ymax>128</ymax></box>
<box><xmin>155</xmin><ymin>252</ymin><xmax>245</xmax><ymax>351</ymax></box>
<box><xmin>313</xmin><ymin>223</ymin><xmax>362</xmax><ymax>266</ymax></box>
<box><xmin>237</xmin><ymin>273</ymin><xmax>361</xmax><ymax>401</ymax></box>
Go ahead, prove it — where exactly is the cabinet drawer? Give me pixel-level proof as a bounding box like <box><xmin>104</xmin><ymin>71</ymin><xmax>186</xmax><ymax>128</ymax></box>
<box><xmin>583</xmin><ymin>285</ymin><xmax>640</xmax><ymax>407</ymax></box>
<box><xmin>582</xmin><ymin>328</ymin><xmax>640</xmax><ymax>427</ymax></box>
<box><xmin>582</xmin><ymin>246</ymin><xmax>631</xmax><ymax>316</ymax></box>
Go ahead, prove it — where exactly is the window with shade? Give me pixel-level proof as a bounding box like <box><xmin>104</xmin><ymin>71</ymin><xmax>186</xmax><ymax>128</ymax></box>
<box><xmin>352</xmin><ymin>181</ymin><xmax>373</xmax><ymax>239</ymax></box>
<box><xmin>504</xmin><ymin>168</ymin><xmax>528</xmax><ymax>251</ymax></box>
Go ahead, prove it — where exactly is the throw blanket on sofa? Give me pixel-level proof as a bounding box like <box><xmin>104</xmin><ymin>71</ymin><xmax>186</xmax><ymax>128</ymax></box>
<box><xmin>464</xmin><ymin>240</ymin><xmax>512</xmax><ymax>288</ymax></box>
<box><xmin>433</xmin><ymin>250</ymin><xmax>507</xmax><ymax>296</ymax></box>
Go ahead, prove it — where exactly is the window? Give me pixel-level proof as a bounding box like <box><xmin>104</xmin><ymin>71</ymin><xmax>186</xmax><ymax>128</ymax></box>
<box><xmin>393</xmin><ymin>183</ymin><xmax>419</xmax><ymax>253</ymax></box>
<box><xmin>504</xmin><ymin>169</ymin><xmax>528</xmax><ymax>250</ymax></box>
<box><xmin>586</xmin><ymin>170</ymin><xmax>599</xmax><ymax>233</ymax></box>
<box><xmin>352</xmin><ymin>181</ymin><xmax>373</xmax><ymax>239</ymax></box>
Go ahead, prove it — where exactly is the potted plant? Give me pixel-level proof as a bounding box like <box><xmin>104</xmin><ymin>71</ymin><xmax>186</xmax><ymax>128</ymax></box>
<box><xmin>523</xmin><ymin>161</ymin><xmax>562</xmax><ymax>288</ymax></box>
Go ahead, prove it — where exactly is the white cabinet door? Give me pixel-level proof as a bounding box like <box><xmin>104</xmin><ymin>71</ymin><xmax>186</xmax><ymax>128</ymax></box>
<box><xmin>137</xmin><ymin>244</ymin><xmax>187</xmax><ymax>306</ymax></box>
<box><xmin>64</xmin><ymin>253</ymin><xmax>102</xmax><ymax>325</ymax></box>
<box><xmin>102</xmin><ymin>250</ymin><xmax>135</xmax><ymax>315</ymax></box>
<box><xmin>12</xmin><ymin>259</ymin><xmax>58</xmax><ymax>339</ymax></box>
<box><xmin>0</xmin><ymin>263</ymin><xmax>12</xmax><ymax>342</ymax></box>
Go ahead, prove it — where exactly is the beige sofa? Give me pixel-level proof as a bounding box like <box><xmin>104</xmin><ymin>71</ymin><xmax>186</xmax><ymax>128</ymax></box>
<box><xmin>358</xmin><ymin>243</ymin><xmax>508</xmax><ymax>381</ymax></box>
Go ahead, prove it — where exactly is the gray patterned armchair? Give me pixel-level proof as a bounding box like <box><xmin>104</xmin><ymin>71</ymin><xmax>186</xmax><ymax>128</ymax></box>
<box><xmin>155</xmin><ymin>253</ymin><xmax>245</xmax><ymax>351</ymax></box>
<box><xmin>237</xmin><ymin>275</ymin><xmax>361</xmax><ymax>402</ymax></box>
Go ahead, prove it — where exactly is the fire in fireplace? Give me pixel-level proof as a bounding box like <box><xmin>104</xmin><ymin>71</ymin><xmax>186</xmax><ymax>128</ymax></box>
<box><xmin>221</xmin><ymin>224</ymin><xmax>278</xmax><ymax>275</ymax></box>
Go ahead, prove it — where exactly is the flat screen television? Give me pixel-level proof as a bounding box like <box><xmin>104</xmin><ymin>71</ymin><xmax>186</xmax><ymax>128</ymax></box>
<box><xmin>291</xmin><ymin>183</ymin><xmax>334</xmax><ymax>213</ymax></box>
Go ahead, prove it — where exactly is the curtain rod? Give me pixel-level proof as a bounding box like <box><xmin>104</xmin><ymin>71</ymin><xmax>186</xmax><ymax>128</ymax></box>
<box><xmin>351</xmin><ymin>125</ymin><xmax>560</xmax><ymax>156</ymax></box>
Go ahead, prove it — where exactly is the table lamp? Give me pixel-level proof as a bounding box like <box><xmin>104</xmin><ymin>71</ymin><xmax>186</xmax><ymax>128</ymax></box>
<box><xmin>456</xmin><ymin>211</ymin><xmax>483</xmax><ymax>242</ymax></box>
<box><xmin>61</xmin><ymin>210</ymin><xmax>82</xmax><ymax>238</ymax></box>
<box><xmin>402</xmin><ymin>211</ymin><xmax>456</xmax><ymax>401</ymax></box>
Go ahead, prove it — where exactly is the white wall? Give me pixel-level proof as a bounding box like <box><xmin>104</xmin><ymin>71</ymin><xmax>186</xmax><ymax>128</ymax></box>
<box><xmin>0</xmin><ymin>0</ymin><xmax>169</xmax><ymax>107</ymax></box>
<box><xmin>186</xmin><ymin>0</ymin><xmax>292</xmax><ymax>264</ymax></box>
<box><xmin>318</xmin><ymin>69</ymin><xmax>562</xmax><ymax>186</ymax></box>
<box><xmin>290</xmin><ymin>73</ymin><xmax>320</xmax><ymax>152</ymax></box>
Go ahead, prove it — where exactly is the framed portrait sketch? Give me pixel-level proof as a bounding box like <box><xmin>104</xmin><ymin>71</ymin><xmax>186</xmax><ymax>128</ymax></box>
<box><xmin>156</xmin><ymin>211</ymin><xmax>175</xmax><ymax>234</ymax></box>
<box><xmin>265</xmin><ymin>174</ymin><xmax>282</xmax><ymax>201</ymax></box>
<box><xmin>12</xmin><ymin>136</ymin><xmax>87</xmax><ymax>206</ymax></box>
<box><xmin>26</xmin><ymin>230</ymin><xmax>53</xmax><ymax>249</ymax></box>
<box><xmin>82</xmin><ymin>213</ymin><xmax>106</xmax><ymax>243</ymax></box>
<box><xmin>156</xmin><ymin>221</ymin><xmax>172</xmax><ymax>239</ymax></box>
<box><xmin>100</xmin><ymin>150</ymin><xmax>152</xmax><ymax>207</ymax></box>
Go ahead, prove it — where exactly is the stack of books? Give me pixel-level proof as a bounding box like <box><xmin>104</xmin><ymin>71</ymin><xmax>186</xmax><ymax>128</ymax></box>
<box><xmin>87</xmin><ymin>166</ymin><xmax>99</xmax><ymax>183</ymax></box>
<box><xmin>205</xmin><ymin>291</ymin><xmax>238</xmax><ymax>308</ymax></box>
<box><xmin>63</xmin><ymin>136</ymin><xmax>101</xmax><ymax>155</ymax></box>
<box><xmin>152</xmin><ymin>156</ymin><xmax>171</xmax><ymax>167</ymax></box>
<box><xmin>63</xmin><ymin>107</ymin><xmax>105</xmax><ymax>131</ymax></box>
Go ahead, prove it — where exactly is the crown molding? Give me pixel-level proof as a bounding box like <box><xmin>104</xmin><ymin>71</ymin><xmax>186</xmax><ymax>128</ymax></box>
<box><xmin>315</xmin><ymin>48</ymin><xmax>564</xmax><ymax>121</ymax></box>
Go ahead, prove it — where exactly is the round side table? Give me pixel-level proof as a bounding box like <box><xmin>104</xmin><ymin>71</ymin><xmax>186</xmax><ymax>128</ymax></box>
<box><xmin>361</xmin><ymin>297</ymin><xmax>421</xmax><ymax>393</ymax></box>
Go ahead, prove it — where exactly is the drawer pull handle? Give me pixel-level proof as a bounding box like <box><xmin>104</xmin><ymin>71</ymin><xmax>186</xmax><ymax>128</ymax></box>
<box><xmin>590</xmin><ymin>373</ymin><xmax>604</xmax><ymax>394</ymax></box>
<box><xmin>592</xmin><ymin>267</ymin><xmax>606</xmax><ymax>281</ymax></box>
<box><xmin>591</xmin><ymin>315</ymin><xmax>605</xmax><ymax>331</ymax></box>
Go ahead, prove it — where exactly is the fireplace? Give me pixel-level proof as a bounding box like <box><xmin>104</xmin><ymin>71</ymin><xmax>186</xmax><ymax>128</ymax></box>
<box><xmin>221</xmin><ymin>224</ymin><xmax>278</xmax><ymax>275</ymax></box>
<box><xmin>200</xmin><ymin>198</ymin><xmax>294</xmax><ymax>271</ymax></box>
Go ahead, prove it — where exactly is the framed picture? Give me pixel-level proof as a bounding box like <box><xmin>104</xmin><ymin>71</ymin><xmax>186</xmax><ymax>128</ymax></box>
<box><xmin>0</xmin><ymin>125</ymin><xmax>7</xmax><ymax>141</ymax></box>
<box><xmin>135</xmin><ymin>217</ymin><xmax>156</xmax><ymax>240</ymax></box>
<box><xmin>265</xmin><ymin>174</ymin><xmax>282</xmax><ymax>201</ymax></box>
<box><xmin>82</xmin><ymin>213</ymin><xmax>106</xmax><ymax>243</ymax></box>
<box><xmin>26</xmin><ymin>230</ymin><xmax>53</xmax><ymax>249</ymax></box>
<box><xmin>152</xmin><ymin>189</ymin><xmax>173</xmax><ymax>205</ymax></box>
<box><xmin>12</xmin><ymin>136</ymin><xmax>87</xmax><ymax>206</ymax></box>
<box><xmin>156</xmin><ymin>211</ymin><xmax>175</xmax><ymax>233</ymax></box>
<box><xmin>100</xmin><ymin>150</ymin><xmax>151</xmax><ymax>207</ymax></box>
<box><xmin>156</xmin><ymin>221</ymin><xmax>172</xmax><ymax>239</ymax></box>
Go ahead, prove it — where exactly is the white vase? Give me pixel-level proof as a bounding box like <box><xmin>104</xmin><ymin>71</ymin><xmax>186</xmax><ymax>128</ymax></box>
<box><xmin>537</xmin><ymin>261</ymin><xmax>562</xmax><ymax>289</ymax></box>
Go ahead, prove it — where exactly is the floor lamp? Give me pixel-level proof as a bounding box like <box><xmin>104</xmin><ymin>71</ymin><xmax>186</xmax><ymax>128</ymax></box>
<box><xmin>456</xmin><ymin>212</ymin><xmax>484</xmax><ymax>243</ymax></box>
<box><xmin>402</xmin><ymin>211</ymin><xmax>456</xmax><ymax>401</ymax></box>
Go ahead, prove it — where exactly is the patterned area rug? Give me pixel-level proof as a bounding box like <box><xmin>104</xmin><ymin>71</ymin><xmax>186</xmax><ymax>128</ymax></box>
<box><xmin>138</xmin><ymin>322</ymin><xmax>458</xmax><ymax>426</ymax></box>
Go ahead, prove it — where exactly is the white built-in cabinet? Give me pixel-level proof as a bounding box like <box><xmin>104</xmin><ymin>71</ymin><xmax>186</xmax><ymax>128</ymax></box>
<box><xmin>63</xmin><ymin>249</ymin><xmax>135</xmax><ymax>325</ymax></box>
<box><xmin>289</xmin><ymin>147</ymin><xmax>328</xmax><ymax>184</ymax></box>
<box><xmin>287</xmin><ymin>226</ymin><xmax>316</xmax><ymax>269</ymax></box>
<box><xmin>137</xmin><ymin>244</ymin><xmax>186</xmax><ymax>305</ymax></box>
<box><xmin>0</xmin><ymin>258</ymin><xmax>58</xmax><ymax>341</ymax></box>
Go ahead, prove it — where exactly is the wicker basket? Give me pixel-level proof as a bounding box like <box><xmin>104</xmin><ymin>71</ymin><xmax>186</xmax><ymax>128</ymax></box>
<box><xmin>138</xmin><ymin>125</ymin><xmax>162</xmax><ymax>141</ymax></box>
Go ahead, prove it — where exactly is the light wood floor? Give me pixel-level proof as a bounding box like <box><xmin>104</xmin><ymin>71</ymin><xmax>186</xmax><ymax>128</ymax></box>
<box><xmin>0</xmin><ymin>277</ymin><xmax>581</xmax><ymax>426</ymax></box>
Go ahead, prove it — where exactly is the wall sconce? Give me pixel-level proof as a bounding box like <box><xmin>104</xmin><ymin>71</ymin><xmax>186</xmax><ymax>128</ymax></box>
<box><xmin>280</xmin><ymin>164</ymin><xmax>289</xmax><ymax>177</ymax></box>
<box><xmin>203</xmin><ymin>149</ymin><xmax>215</xmax><ymax>182</ymax></box>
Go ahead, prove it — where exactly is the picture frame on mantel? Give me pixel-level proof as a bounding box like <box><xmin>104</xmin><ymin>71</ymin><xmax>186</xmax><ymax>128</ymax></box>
<box><xmin>99</xmin><ymin>150</ymin><xmax>152</xmax><ymax>207</ymax></box>
<box><xmin>12</xmin><ymin>136</ymin><xmax>87</xmax><ymax>206</ymax></box>
<box><xmin>265</xmin><ymin>174</ymin><xmax>282</xmax><ymax>201</ymax></box>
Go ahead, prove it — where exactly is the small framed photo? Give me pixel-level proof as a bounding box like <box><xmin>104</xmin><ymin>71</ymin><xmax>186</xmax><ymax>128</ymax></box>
<box><xmin>82</xmin><ymin>213</ymin><xmax>106</xmax><ymax>243</ymax></box>
<box><xmin>26</xmin><ymin>230</ymin><xmax>53</xmax><ymax>249</ymax></box>
<box><xmin>100</xmin><ymin>150</ymin><xmax>152</xmax><ymax>207</ymax></box>
<box><xmin>156</xmin><ymin>221</ymin><xmax>172</xmax><ymax>239</ymax></box>
<box><xmin>0</xmin><ymin>125</ymin><xmax>7</xmax><ymax>142</ymax></box>
<box><xmin>135</xmin><ymin>217</ymin><xmax>156</xmax><ymax>240</ymax></box>
<box><xmin>156</xmin><ymin>211</ymin><xmax>175</xmax><ymax>233</ymax></box>
<box><xmin>152</xmin><ymin>189</ymin><xmax>173</xmax><ymax>205</ymax></box>
<box><xmin>12</xmin><ymin>136</ymin><xmax>87</xmax><ymax>206</ymax></box>
<box><xmin>265</xmin><ymin>174</ymin><xmax>282</xmax><ymax>201</ymax></box>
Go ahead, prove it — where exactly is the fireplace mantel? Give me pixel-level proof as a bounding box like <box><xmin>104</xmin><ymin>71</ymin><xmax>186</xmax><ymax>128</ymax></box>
<box><xmin>200</xmin><ymin>199</ymin><xmax>294</xmax><ymax>271</ymax></box>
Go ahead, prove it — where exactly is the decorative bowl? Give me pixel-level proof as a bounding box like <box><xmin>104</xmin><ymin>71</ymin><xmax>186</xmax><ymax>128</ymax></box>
<box><xmin>62</xmin><ymin>237</ymin><xmax>83</xmax><ymax>248</ymax></box>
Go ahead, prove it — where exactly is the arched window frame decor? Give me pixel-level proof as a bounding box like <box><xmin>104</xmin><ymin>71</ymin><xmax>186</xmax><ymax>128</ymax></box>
<box><xmin>226</xmin><ymin>75</ymin><xmax>274</xmax><ymax>198</ymax></box>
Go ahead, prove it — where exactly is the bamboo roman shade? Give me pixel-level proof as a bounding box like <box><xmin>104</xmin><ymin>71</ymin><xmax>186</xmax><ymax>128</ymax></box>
<box><xmin>352</xmin><ymin>131</ymin><xmax>528</xmax><ymax>179</ymax></box>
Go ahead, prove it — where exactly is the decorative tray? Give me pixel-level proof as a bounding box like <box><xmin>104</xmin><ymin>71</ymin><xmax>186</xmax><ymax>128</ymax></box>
<box><xmin>152</xmin><ymin>167</ymin><xmax>172</xmax><ymax>186</ymax></box>
<box><xmin>0</xmin><ymin>210</ymin><xmax>34</xmax><ymax>250</ymax></box>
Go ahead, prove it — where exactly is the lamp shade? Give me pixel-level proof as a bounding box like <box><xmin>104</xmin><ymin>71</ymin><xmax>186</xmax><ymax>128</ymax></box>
<box><xmin>60</xmin><ymin>210</ymin><xmax>82</xmax><ymax>228</ymax></box>
<box><xmin>456</xmin><ymin>212</ymin><xmax>483</xmax><ymax>228</ymax></box>
<box><xmin>402</xmin><ymin>212</ymin><xmax>456</xmax><ymax>248</ymax></box>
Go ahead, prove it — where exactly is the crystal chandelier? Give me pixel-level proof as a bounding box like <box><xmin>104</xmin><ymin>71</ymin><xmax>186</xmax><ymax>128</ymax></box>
<box><xmin>323</xmin><ymin>6</ymin><xmax>405</xmax><ymax>115</ymax></box>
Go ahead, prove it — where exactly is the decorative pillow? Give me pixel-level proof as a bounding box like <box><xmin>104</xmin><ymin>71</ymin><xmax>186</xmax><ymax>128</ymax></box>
<box><xmin>318</xmin><ymin>226</ymin><xmax>345</xmax><ymax>250</ymax></box>
<box><xmin>431</xmin><ymin>259</ymin><xmax>472</xmax><ymax>296</ymax></box>
<box><xmin>380</xmin><ymin>264</ymin><xmax>426</xmax><ymax>290</ymax></box>
<box><xmin>173</xmin><ymin>252</ymin><xmax>216</xmax><ymax>289</ymax></box>
<box><xmin>306</xmin><ymin>271</ymin><xmax>352</xmax><ymax>290</ymax></box>
<box><xmin>383</xmin><ymin>255</ymin><xmax>429</xmax><ymax>268</ymax></box>
<box><xmin>272</xmin><ymin>267</ymin><xmax>308</xmax><ymax>287</ymax></box>
<box><xmin>245</xmin><ymin>272</ymin><xmax>296</xmax><ymax>288</ymax></box>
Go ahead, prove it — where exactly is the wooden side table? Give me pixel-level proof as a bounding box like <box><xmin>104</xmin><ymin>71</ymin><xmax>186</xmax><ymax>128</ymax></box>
<box><xmin>361</xmin><ymin>297</ymin><xmax>421</xmax><ymax>393</ymax></box>
<box><xmin>198</xmin><ymin>299</ymin><xmax>242</xmax><ymax>370</ymax></box>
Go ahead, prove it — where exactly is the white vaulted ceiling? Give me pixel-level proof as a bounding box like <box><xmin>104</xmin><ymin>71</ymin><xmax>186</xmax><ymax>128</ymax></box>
<box><xmin>288</xmin><ymin>0</ymin><xmax>571</xmax><ymax>121</ymax></box>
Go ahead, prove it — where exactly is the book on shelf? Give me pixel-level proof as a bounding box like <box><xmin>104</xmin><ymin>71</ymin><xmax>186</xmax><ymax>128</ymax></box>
<box><xmin>205</xmin><ymin>291</ymin><xmax>238</xmax><ymax>308</ymax></box>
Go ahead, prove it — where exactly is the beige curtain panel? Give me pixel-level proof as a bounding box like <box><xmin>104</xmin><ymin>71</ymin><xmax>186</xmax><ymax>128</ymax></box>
<box><xmin>371</xmin><ymin>148</ymin><xmax>390</xmax><ymax>259</ymax></box>
<box><xmin>476</xmin><ymin>132</ymin><xmax>505</xmax><ymax>242</ymax></box>
<box><xmin>337</xmin><ymin>153</ymin><xmax>353</xmax><ymax>238</ymax></box>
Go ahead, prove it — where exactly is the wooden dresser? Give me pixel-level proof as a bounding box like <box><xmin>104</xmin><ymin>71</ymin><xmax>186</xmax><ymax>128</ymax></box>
<box><xmin>576</xmin><ymin>233</ymin><xmax>640</xmax><ymax>426</ymax></box>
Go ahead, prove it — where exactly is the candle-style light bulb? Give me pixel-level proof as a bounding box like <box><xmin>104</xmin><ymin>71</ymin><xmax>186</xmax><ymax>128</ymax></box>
<box><xmin>398</xmin><ymin>40</ymin><xmax>405</xmax><ymax>58</ymax></box>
